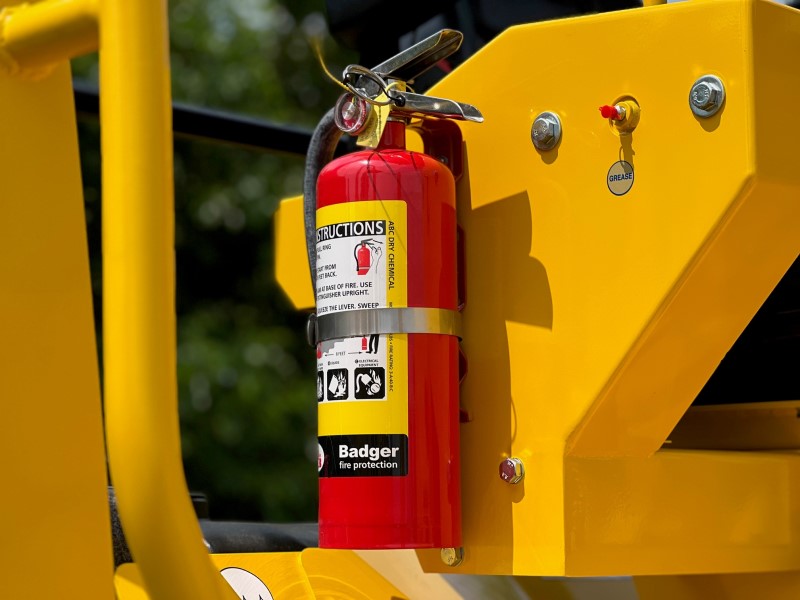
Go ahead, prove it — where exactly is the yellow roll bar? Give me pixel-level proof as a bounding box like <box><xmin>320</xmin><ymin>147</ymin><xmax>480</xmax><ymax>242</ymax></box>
<box><xmin>100</xmin><ymin>0</ymin><xmax>236</xmax><ymax>598</ymax></box>
<box><xmin>0</xmin><ymin>0</ymin><xmax>236</xmax><ymax>598</ymax></box>
<box><xmin>0</xmin><ymin>0</ymin><xmax>98</xmax><ymax>74</ymax></box>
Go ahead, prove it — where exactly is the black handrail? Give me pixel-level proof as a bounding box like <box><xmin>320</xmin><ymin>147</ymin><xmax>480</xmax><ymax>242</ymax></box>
<box><xmin>73</xmin><ymin>80</ymin><xmax>348</xmax><ymax>157</ymax></box>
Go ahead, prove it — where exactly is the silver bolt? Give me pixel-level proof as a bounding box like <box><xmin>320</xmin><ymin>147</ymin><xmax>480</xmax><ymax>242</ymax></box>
<box><xmin>689</xmin><ymin>75</ymin><xmax>725</xmax><ymax>118</ymax></box>
<box><xmin>691</xmin><ymin>83</ymin><xmax>716</xmax><ymax>109</ymax></box>
<box><xmin>499</xmin><ymin>457</ymin><xmax>525</xmax><ymax>484</ymax></box>
<box><xmin>531</xmin><ymin>111</ymin><xmax>561</xmax><ymax>151</ymax></box>
<box><xmin>441</xmin><ymin>547</ymin><xmax>464</xmax><ymax>567</ymax></box>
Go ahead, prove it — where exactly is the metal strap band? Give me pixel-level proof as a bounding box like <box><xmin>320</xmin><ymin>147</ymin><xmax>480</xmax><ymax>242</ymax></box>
<box><xmin>313</xmin><ymin>307</ymin><xmax>461</xmax><ymax>343</ymax></box>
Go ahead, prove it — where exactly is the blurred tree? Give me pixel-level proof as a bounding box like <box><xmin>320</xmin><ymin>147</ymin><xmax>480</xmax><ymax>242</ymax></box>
<box><xmin>74</xmin><ymin>0</ymin><xmax>354</xmax><ymax>522</ymax></box>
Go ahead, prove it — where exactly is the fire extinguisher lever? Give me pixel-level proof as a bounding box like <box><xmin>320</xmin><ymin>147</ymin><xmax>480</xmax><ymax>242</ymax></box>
<box><xmin>370</xmin><ymin>29</ymin><xmax>463</xmax><ymax>84</ymax></box>
<box><xmin>341</xmin><ymin>29</ymin><xmax>484</xmax><ymax>123</ymax></box>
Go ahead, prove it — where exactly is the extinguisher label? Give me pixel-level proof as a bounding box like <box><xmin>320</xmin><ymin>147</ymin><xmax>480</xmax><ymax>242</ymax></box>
<box><xmin>318</xmin><ymin>434</ymin><xmax>408</xmax><ymax>477</ymax></box>
<box><xmin>315</xmin><ymin>201</ymin><xmax>407</xmax><ymax>316</ymax></box>
<box><xmin>316</xmin><ymin>201</ymin><xmax>409</xmax><ymax>477</ymax></box>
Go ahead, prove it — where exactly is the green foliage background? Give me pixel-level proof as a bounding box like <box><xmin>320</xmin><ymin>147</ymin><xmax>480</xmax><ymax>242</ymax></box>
<box><xmin>74</xmin><ymin>0</ymin><xmax>354</xmax><ymax>522</ymax></box>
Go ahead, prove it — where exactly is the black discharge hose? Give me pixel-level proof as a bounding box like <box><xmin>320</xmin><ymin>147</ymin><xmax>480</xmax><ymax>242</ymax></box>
<box><xmin>303</xmin><ymin>108</ymin><xmax>343</xmax><ymax>296</ymax></box>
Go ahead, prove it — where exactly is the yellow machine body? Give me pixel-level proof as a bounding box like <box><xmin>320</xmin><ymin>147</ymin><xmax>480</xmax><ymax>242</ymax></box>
<box><xmin>0</xmin><ymin>62</ymin><xmax>115</xmax><ymax>599</ymax></box>
<box><xmin>2</xmin><ymin>0</ymin><xmax>800</xmax><ymax>597</ymax></box>
<box><xmin>115</xmin><ymin>549</ymin><xmax>558</xmax><ymax>600</ymax></box>
<box><xmin>276</xmin><ymin>0</ymin><xmax>800</xmax><ymax>578</ymax></box>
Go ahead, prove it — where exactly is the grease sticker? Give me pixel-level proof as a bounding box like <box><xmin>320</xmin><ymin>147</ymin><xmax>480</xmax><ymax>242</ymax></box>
<box><xmin>607</xmin><ymin>160</ymin><xmax>634</xmax><ymax>196</ymax></box>
<box><xmin>220</xmin><ymin>567</ymin><xmax>274</xmax><ymax>600</ymax></box>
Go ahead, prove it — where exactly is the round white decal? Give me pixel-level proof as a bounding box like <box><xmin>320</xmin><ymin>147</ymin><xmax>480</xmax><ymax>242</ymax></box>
<box><xmin>607</xmin><ymin>160</ymin><xmax>635</xmax><ymax>196</ymax></box>
<box><xmin>220</xmin><ymin>567</ymin><xmax>274</xmax><ymax>600</ymax></box>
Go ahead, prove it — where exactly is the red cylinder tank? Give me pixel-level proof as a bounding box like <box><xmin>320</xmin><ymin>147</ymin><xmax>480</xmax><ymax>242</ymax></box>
<box><xmin>315</xmin><ymin>120</ymin><xmax>460</xmax><ymax>549</ymax></box>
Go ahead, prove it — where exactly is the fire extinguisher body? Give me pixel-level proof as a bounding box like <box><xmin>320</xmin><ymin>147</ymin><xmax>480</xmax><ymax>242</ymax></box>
<box><xmin>315</xmin><ymin>121</ymin><xmax>461</xmax><ymax>549</ymax></box>
<box><xmin>355</xmin><ymin>242</ymin><xmax>371</xmax><ymax>275</ymax></box>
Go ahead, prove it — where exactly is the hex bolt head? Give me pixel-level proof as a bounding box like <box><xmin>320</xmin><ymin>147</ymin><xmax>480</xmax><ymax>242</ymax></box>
<box><xmin>499</xmin><ymin>457</ymin><xmax>525</xmax><ymax>484</ymax></box>
<box><xmin>689</xmin><ymin>75</ymin><xmax>725</xmax><ymax>118</ymax></box>
<box><xmin>531</xmin><ymin>111</ymin><xmax>561</xmax><ymax>151</ymax></box>
<box><xmin>441</xmin><ymin>547</ymin><xmax>464</xmax><ymax>567</ymax></box>
<box><xmin>691</xmin><ymin>83</ymin><xmax>715</xmax><ymax>109</ymax></box>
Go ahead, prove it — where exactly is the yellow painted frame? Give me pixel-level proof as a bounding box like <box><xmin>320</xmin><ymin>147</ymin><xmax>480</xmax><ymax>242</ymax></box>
<box><xmin>0</xmin><ymin>61</ymin><xmax>114</xmax><ymax>599</ymax></box>
<box><xmin>426</xmin><ymin>0</ymin><xmax>800</xmax><ymax>576</ymax></box>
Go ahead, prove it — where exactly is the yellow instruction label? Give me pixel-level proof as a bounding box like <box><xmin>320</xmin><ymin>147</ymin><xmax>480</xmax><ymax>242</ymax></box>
<box><xmin>315</xmin><ymin>201</ymin><xmax>409</xmax><ymax>477</ymax></box>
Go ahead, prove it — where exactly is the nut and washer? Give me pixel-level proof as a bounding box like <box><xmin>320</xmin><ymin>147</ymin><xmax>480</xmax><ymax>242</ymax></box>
<box><xmin>441</xmin><ymin>547</ymin><xmax>464</xmax><ymax>567</ymax></box>
<box><xmin>499</xmin><ymin>457</ymin><xmax>525</xmax><ymax>484</ymax></box>
<box><xmin>531</xmin><ymin>111</ymin><xmax>561</xmax><ymax>151</ymax></box>
<box><xmin>689</xmin><ymin>75</ymin><xmax>725</xmax><ymax>118</ymax></box>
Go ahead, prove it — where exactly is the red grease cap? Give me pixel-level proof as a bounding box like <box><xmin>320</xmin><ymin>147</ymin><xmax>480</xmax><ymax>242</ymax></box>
<box><xmin>599</xmin><ymin>104</ymin><xmax>622</xmax><ymax>120</ymax></box>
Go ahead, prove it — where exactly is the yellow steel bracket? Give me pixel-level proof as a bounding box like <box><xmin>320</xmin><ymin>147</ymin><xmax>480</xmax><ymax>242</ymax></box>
<box><xmin>0</xmin><ymin>0</ymin><xmax>98</xmax><ymax>78</ymax></box>
<box><xmin>0</xmin><ymin>55</ymin><xmax>113</xmax><ymax>600</ymax></box>
<box><xmin>118</xmin><ymin>547</ymin><xmax>574</xmax><ymax>600</ymax></box>
<box><xmin>116</xmin><ymin>554</ymin><xmax>316</xmax><ymax>600</ymax></box>
<box><xmin>425</xmin><ymin>0</ymin><xmax>800</xmax><ymax>578</ymax></box>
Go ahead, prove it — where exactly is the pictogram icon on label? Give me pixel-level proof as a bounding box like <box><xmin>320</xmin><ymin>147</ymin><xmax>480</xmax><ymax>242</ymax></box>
<box><xmin>362</xmin><ymin>334</ymin><xmax>379</xmax><ymax>354</ymax></box>
<box><xmin>326</xmin><ymin>368</ymin><xmax>349</xmax><ymax>400</ymax></box>
<box><xmin>316</xmin><ymin>371</ymin><xmax>324</xmax><ymax>402</ymax></box>
<box><xmin>318</xmin><ymin>336</ymin><xmax>385</xmax><ymax>401</ymax></box>
<box><xmin>354</xmin><ymin>239</ymin><xmax>382</xmax><ymax>276</ymax></box>
<box><xmin>354</xmin><ymin>367</ymin><xmax>385</xmax><ymax>399</ymax></box>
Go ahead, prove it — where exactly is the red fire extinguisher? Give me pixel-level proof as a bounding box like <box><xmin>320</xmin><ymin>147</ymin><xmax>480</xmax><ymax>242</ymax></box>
<box><xmin>310</xmin><ymin>30</ymin><xmax>482</xmax><ymax>550</ymax></box>
<box><xmin>355</xmin><ymin>241</ymin><xmax>372</xmax><ymax>275</ymax></box>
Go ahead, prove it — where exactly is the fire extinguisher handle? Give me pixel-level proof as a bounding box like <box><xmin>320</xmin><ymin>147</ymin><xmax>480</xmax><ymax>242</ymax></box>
<box><xmin>345</xmin><ymin>30</ymin><xmax>469</xmax><ymax>110</ymax></box>
<box><xmin>388</xmin><ymin>91</ymin><xmax>483</xmax><ymax>123</ymax></box>
<box><xmin>370</xmin><ymin>29</ymin><xmax>463</xmax><ymax>84</ymax></box>
<box><xmin>341</xmin><ymin>29</ymin><xmax>484</xmax><ymax>124</ymax></box>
